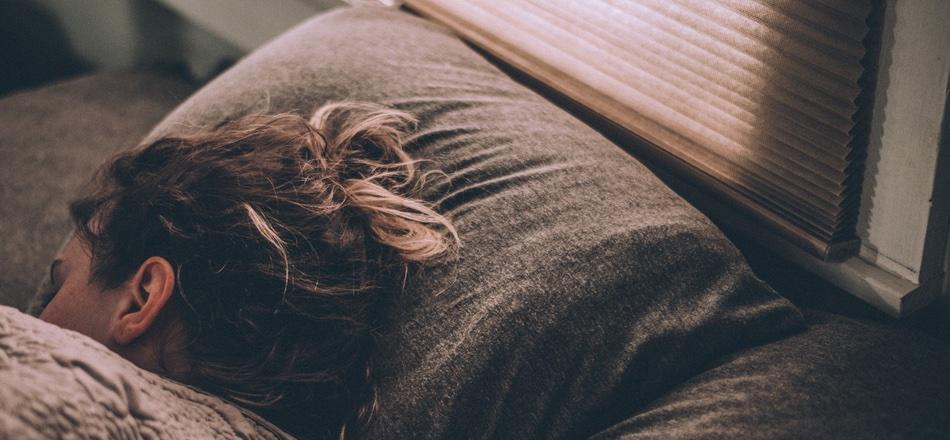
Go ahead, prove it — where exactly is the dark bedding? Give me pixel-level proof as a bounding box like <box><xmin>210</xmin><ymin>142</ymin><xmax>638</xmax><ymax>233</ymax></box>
<box><xmin>594</xmin><ymin>310</ymin><xmax>950</xmax><ymax>439</ymax></box>
<box><xmin>3</xmin><ymin>5</ymin><xmax>948</xmax><ymax>440</ymax></box>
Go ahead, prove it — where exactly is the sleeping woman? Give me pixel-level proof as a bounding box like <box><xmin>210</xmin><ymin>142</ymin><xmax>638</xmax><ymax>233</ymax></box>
<box><xmin>38</xmin><ymin>102</ymin><xmax>460</xmax><ymax>439</ymax></box>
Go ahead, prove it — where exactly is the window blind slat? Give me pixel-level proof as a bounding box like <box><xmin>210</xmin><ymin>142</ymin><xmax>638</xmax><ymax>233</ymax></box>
<box><xmin>602</xmin><ymin>0</ymin><xmax>862</xmax><ymax>101</ymax></box>
<box><xmin>659</xmin><ymin>1</ymin><xmax>865</xmax><ymax>83</ymax></box>
<box><xmin>812</xmin><ymin>0</ymin><xmax>873</xmax><ymax>22</ymax></box>
<box><xmin>405</xmin><ymin>0</ymin><xmax>876</xmax><ymax>260</ymax></box>
<box><xmin>586</xmin><ymin>1</ymin><xmax>861</xmax><ymax>133</ymax></box>
<box><xmin>756</xmin><ymin>0</ymin><xmax>869</xmax><ymax>41</ymax></box>
<box><xmin>533</xmin><ymin>1</ymin><xmax>858</xmax><ymax>161</ymax></box>
<box><xmin>721</xmin><ymin>0</ymin><xmax>866</xmax><ymax>56</ymax></box>
<box><xmin>527</xmin><ymin>0</ymin><xmax>859</xmax><ymax>171</ymax></box>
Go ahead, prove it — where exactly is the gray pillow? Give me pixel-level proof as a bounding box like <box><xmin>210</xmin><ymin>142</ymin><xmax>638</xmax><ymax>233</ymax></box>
<box><xmin>0</xmin><ymin>305</ymin><xmax>291</xmax><ymax>439</ymax></box>
<box><xmin>141</xmin><ymin>6</ymin><xmax>805</xmax><ymax>438</ymax></box>
<box><xmin>593</xmin><ymin>310</ymin><xmax>950</xmax><ymax>439</ymax></box>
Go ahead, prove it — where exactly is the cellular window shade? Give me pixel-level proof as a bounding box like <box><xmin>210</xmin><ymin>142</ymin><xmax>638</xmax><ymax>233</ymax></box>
<box><xmin>404</xmin><ymin>0</ymin><xmax>877</xmax><ymax>261</ymax></box>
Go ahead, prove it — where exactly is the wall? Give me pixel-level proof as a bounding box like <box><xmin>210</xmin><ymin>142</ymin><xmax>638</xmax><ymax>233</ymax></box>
<box><xmin>21</xmin><ymin>0</ymin><xmax>245</xmax><ymax>81</ymax></box>
<box><xmin>858</xmin><ymin>0</ymin><xmax>950</xmax><ymax>291</ymax></box>
<box><xmin>157</xmin><ymin>0</ymin><xmax>342</xmax><ymax>52</ymax></box>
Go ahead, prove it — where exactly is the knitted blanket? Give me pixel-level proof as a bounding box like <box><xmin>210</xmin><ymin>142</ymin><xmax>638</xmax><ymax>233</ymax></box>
<box><xmin>0</xmin><ymin>306</ymin><xmax>290</xmax><ymax>439</ymax></box>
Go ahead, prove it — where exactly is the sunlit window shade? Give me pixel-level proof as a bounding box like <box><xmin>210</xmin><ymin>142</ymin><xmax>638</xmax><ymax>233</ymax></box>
<box><xmin>404</xmin><ymin>0</ymin><xmax>876</xmax><ymax>261</ymax></box>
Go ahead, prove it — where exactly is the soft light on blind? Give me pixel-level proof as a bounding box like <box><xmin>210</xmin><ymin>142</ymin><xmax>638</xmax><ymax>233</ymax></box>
<box><xmin>404</xmin><ymin>0</ymin><xmax>877</xmax><ymax>261</ymax></box>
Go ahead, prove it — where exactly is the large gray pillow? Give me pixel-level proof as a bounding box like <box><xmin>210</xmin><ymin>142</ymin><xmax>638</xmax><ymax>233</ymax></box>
<box><xmin>37</xmin><ymin>5</ymin><xmax>805</xmax><ymax>438</ymax></box>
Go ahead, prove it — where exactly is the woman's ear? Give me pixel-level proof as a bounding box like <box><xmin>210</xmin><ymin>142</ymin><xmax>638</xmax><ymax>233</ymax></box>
<box><xmin>112</xmin><ymin>256</ymin><xmax>176</xmax><ymax>346</ymax></box>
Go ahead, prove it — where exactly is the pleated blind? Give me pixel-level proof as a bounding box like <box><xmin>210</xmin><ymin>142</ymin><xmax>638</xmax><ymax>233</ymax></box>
<box><xmin>404</xmin><ymin>0</ymin><xmax>878</xmax><ymax>261</ymax></box>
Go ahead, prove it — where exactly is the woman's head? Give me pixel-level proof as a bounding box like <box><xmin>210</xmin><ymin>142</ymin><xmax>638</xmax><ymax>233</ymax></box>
<box><xmin>40</xmin><ymin>102</ymin><xmax>458</xmax><ymax>438</ymax></box>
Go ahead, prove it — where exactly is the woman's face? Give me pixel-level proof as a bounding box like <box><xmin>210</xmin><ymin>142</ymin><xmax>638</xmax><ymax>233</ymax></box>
<box><xmin>38</xmin><ymin>234</ymin><xmax>189</xmax><ymax>377</ymax></box>
<box><xmin>39</xmin><ymin>235</ymin><xmax>124</xmax><ymax>349</ymax></box>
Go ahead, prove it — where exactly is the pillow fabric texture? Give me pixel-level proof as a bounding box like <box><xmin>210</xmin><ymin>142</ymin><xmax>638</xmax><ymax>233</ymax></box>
<box><xmin>141</xmin><ymin>6</ymin><xmax>805</xmax><ymax>438</ymax></box>
<box><xmin>0</xmin><ymin>305</ymin><xmax>292</xmax><ymax>439</ymax></box>
<box><xmin>592</xmin><ymin>309</ymin><xmax>950</xmax><ymax>439</ymax></box>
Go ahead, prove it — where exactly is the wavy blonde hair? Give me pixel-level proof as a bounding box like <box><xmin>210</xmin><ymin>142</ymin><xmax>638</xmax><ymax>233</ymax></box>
<box><xmin>69</xmin><ymin>102</ymin><xmax>459</xmax><ymax>439</ymax></box>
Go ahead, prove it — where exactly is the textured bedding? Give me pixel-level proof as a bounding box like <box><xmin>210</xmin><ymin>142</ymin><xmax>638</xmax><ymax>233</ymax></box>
<box><xmin>0</xmin><ymin>305</ymin><xmax>291</xmax><ymax>439</ymax></box>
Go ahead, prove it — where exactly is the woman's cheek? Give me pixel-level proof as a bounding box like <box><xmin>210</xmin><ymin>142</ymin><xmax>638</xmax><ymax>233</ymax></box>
<box><xmin>39</xmin><ymin>284</ymin><xmax>115</xmax><ymax>346</ymax></box>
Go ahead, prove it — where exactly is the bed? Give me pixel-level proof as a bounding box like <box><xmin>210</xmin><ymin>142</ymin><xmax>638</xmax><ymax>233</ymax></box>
<box><xmin>1</xmin><ymin>6</ymin><xmax>948</xmax><ymax>439</ymax></box>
